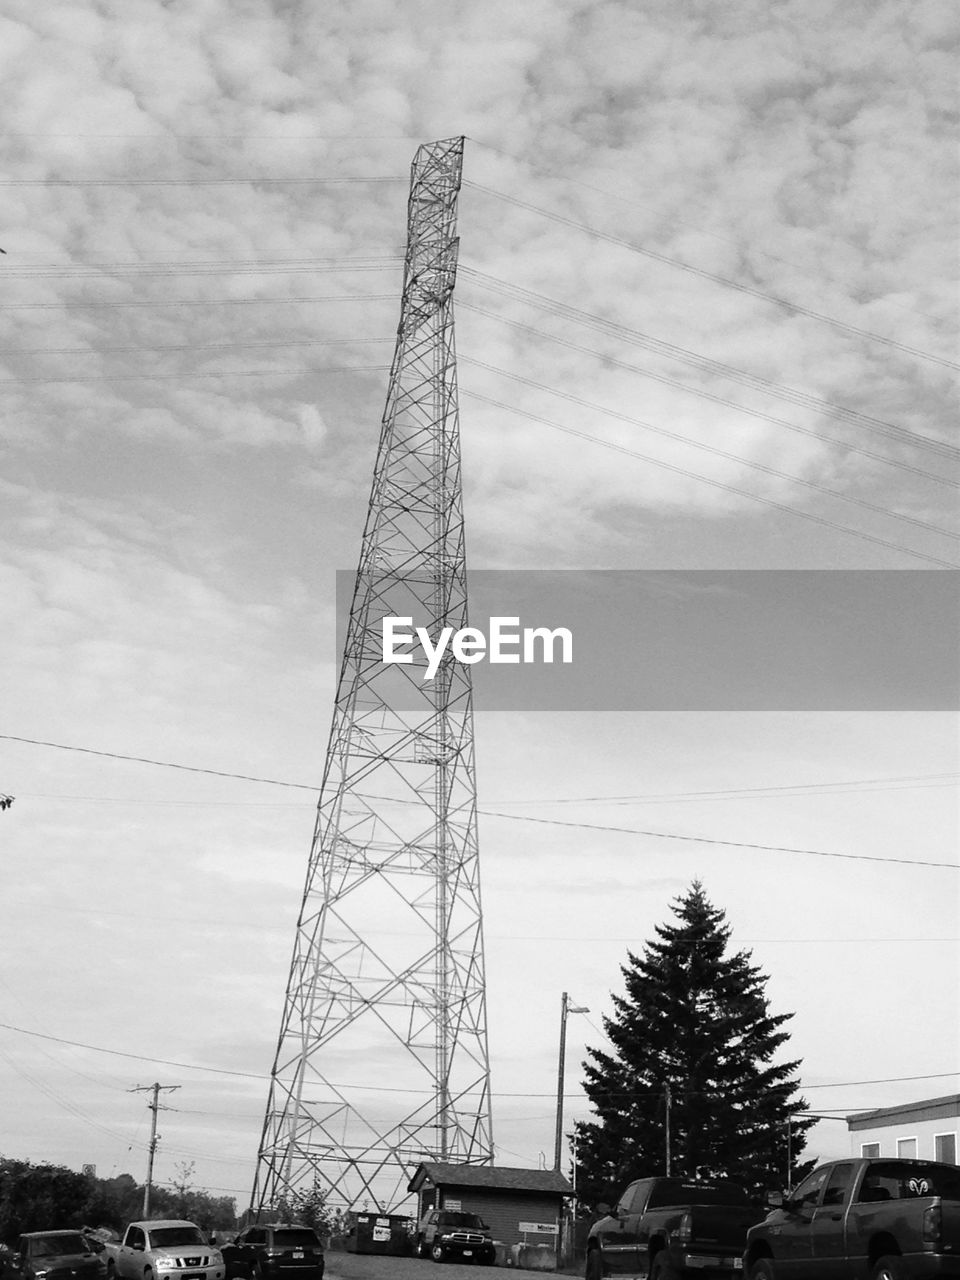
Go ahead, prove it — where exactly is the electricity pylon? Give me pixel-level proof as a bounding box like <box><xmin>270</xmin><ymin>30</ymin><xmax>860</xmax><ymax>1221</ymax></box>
<box><xmin>252</xmin><ymin>136</ymin><xmax>493</xmax><ymax>1215</ymax></box>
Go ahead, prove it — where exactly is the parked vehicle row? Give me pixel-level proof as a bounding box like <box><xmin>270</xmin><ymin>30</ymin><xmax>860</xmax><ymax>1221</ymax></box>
<box><xmin>584</xmin><ymin>1157</ymin><xmax>960</xmax><ymax>1279</ymax></box>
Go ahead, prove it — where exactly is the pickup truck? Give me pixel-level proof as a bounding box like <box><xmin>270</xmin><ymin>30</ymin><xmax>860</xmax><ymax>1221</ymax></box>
<box><xmin>585</xmin><ymin>1176</ymin><xmax>762</xmax><ymax>1278</ymax></box>
<box><xmin>743</xmin><ymin>1156</ymin><xmax>960</xmax><ymax>1278</ymax></box>
<box><xmin>103</xmin><ymin>1222</ymin><xmax>224</xmax><ymax>1280</ymax></box>
<box><xmin>416</xmin><ymin>1209</ymin><xmax>496</xmax><ymax>1265</ymax></box>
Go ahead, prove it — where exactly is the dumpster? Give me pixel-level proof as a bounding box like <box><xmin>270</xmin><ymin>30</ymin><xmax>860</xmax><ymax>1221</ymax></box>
<box><xmin>345</xmin><ymin>1213</ymin><xmax>413</xmax><ymax>1256</ymax></box>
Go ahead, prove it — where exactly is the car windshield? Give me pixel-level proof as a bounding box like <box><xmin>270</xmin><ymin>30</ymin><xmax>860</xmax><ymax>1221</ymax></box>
<box><xmin>147</xmin><ymin>1229</ymin><xmax>206</xmax><ymax>1249</ymax></box>
<box><xmin>29</xmin><ymin>1237</ymin><xmax>89</xmax><ymax>1258</ymax></box>
<box><xmin>438</xmin><ymin>1213</ymin><xmax>484</xmax><ymax>1228</ymax></box>
<box><xmin>270</xmin><ymin>1232</ymin><xmax>318</xmax><ymax>1248</ymax></box>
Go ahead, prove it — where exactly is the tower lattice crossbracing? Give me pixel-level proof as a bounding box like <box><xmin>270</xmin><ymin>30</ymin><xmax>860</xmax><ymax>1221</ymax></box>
<box><xmin>252</xmin><ymin>136</ymin><xmax>493</xmax><ymax>1215</ymax></box>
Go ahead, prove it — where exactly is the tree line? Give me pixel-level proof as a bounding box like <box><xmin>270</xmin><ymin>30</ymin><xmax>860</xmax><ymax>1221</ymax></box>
<box><xmin>0</xmin><ymin>1161</ymin><xmax>236</xmax><ymax>1242</ymax></box>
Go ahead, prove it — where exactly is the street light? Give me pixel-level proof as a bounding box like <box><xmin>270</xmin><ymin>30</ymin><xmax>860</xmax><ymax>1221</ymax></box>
<box><xmin>554</xmin><ymin>991</ymin><xmax>589</xmax><ymax>1172</ymax></box>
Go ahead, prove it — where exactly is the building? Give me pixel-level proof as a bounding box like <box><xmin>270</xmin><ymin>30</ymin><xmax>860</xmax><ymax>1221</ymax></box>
<box><xmin>847</xmin><ymin>1094</ymin><xmax>960</xmax><ymax>1164</ymax></box>
<box><xmin>407</xmin><ymin>1162</ymin><xmax>573</xmax><ymax>1260</ymax></box>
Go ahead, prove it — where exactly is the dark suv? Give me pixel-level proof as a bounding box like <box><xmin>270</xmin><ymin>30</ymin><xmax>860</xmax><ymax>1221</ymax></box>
<box><xmin>222</xmin><ymin>1227</ymin><xmax>323</xmax><ymax>1280</ymax></box>
<box><xmin>8</xmin><ymin>1233</ymin><xmax>106</xmax><ymax>1280</ymax></box>
<box><xmin>417</xmin><ymin>1210</ymin><xmax>495</xmax><ymax>1265</ymax></box>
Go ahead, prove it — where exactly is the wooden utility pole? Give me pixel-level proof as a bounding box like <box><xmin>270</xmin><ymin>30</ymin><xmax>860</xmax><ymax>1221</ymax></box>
<box><xmin>130</xmin><ymin>1082</ymin><xmax>181</xmax><ymax>1216</ymax></box>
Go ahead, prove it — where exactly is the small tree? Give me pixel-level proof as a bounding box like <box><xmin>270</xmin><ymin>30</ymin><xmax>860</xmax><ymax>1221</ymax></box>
<box><xmin>575</xmin><ymin>882</ymin><xmax>815</xmax><ymax>1204</ymax></box>
<box><xmin>276</xmin><ymin>1179</ymin><xmax>335</xmax><ymax>1241</ymax></box>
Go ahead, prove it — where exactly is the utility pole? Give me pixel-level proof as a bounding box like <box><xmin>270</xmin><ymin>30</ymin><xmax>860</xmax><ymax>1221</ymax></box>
<box><xmin>131</xmin><ymin>1082</ymin><xmax>180</xmax><ymax>1216</ymax></box>
<box><xmin>664</xmin><ymin>1083</ymin><xmax>672</xmax><ymax>1176</ymax></box>
<box><xmin>554</xmin><ymin>992</ymin><xmax>589</xmax><ymax>1172</ymax></box>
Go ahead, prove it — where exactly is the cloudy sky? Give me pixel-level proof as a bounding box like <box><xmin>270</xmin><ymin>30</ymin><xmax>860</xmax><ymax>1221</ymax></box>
<box><xmin>1</xmin><ymin>0</ymin><xmax>957</xmax><ymax>1212</ymax></box>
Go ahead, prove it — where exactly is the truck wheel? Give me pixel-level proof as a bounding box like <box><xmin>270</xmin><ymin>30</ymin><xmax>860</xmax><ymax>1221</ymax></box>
<box><xmin>417</xmin><ymin>1238</ymin><xmax>430</xmax><ymax>1259</ymax></box>
<box><xmin>429</xmin><ymin>1243</ymin><xmax>445</xmax><ymax>1263</ymax></box>
<box><xmin>651</xmin><ymin>1255</ymin><xmax>681</xmax><ymax>1280</ymax></box>
<box><xmin>749</xmin><ymin>1260</ymin><xmax>776</xmax><ymax>1280</ymax></box>
<box><xmin>872</xmin><ymin>1259</ymin><xmax>905</xmax><ymax>1280</ymax></box>
<box><xmin>584</xmin><ymin>1249</ymin><xmax>604</xmax><ymax>1280</ymax></box>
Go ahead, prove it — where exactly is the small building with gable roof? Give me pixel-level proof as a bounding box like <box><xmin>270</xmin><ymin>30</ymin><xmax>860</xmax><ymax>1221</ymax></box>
<box><xmin>407</xmin><ymin>1161</ymin><xmax>573</xmax><ymax>1262</ymax></box>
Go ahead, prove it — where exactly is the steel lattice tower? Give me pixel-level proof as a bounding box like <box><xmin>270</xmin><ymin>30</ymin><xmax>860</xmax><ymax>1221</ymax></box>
<box><xmin>252</xmin><ymin>136</ymin><xmax>493</xmax><ymax>1215</ymax></box>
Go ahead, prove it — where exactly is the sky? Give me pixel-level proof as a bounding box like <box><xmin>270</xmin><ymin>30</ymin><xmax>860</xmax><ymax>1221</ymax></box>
<box><xmin>0</xmin><ymin>0</ymin><xmax>958</xmax><ymax>1217</ymax></box>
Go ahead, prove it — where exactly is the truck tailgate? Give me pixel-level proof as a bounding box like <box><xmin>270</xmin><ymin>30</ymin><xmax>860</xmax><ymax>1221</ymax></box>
<box><xmin>690</xmin><ymin>1204</ymin><xmax>760</xmax><ymax>1250</ymax></box>
<box><xmin>940</xmin><ymin>1199</ymin><xmax>960</xmax><ymax>1259</ymax></box>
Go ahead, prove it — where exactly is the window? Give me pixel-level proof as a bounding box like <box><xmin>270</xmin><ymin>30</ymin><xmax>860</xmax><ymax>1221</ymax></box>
<box><xmin>791</xmin><ymin>1167</ymin><xmax>828</xmax><ymax>1211</ymax></box>
<box><xmin>860</xmin><ymin>1143</ymin><xmax>880</xmax><ymax>1158</ymax></box>
<box><xmin>148</xmin><ymin>1229</ymin><xmax>205</xmax><ymax>1250</ymax></box>
<box><xmin>935</xmin><ymin>1133</ymin><xmax>957</xmax><ymax>1164</ymax></box>
<box><xmin>616</xmin><ymin>1181</ymin><xmax>648</xmax><ymax>1216</ymax></box>
<box><xmin>897</xmin><ymin>1137</ymin><xmax>918</xmax><ymax>1159</ymax></box>
<box><xmin>822</xmin><ymin>1164</ymin><xmax>854</xmax><ymax>1208</ymax></box>
<box><xmin>857</xmin><ymin>1161</ymin><xmax>960</xmax><ymax>1202</ymax></box>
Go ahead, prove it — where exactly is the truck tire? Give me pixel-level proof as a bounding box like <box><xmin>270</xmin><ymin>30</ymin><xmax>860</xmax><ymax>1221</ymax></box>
<box><xmin>872</xmin><ymin>1258</ymin><xmax>905</xmax><ymax>1280</ymax></box>
<box><xmin>417</xmin><ymin>1238</ymin><xmax>430</xmax><ymax>1259</ymax></box>
<box><xmin>749</xmin><ymin>1260</ymin><xmax>776</xmax><ymax>1280</ymax></box>
<box><xmin>651</xmin><ymin>1255</ymin><xmax>681</xmax><ymax>1280</ymax></box>
<box><xmin>429</xmin><ymin>1242</ymin><xmax>445</xmax><ymax>1263</ymax></box>
<box><xmin>584</xmin><ymin>1249</ymin><xmax>604</xmax><ymax>1280</ymax></box>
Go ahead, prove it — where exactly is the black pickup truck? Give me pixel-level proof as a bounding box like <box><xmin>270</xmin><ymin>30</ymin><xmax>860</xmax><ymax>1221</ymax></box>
<box><xmin>744</xmin><ymin>1156</ymin><xmax>960</xmax><ymax>1278</ymax></box>
<box><xmin>585</xmin><ymin>1176</ymin><xmax>762</xmax><ymax>1278</ymax></box>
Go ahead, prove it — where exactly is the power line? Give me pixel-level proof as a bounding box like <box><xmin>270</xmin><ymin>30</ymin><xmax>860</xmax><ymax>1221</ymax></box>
<box><xmin>0</xmin><ymin>364</ymin><xmax>388</xmax><ymax>386</ymax></box>
<box><xmin>0</xmin><ymin>293</ymin><xmax>396</xmax><ymax>312</ymax></box>
<box><xmin>464</xmin><ymin>181</ymin><xmax>959</xmax><ymax>371</ymax></box>
<box><xmin>462</xmin><ymin>354</ymin><xmax>960</xmax><ymax>543</ymax></box>
<box><xmin>0</xmin><ymin>733</ymin><xmax>318</xmax><ymax>790</ymax></box>
<box><xmin>4</xmin><ymin>734</ymin><xmax>955</xmax><ymax>867</ymax></box>
<box><xmin>3</xmin><ymin>336</ymin><xmax>391</xmax><ymax>357</ymax></box>
<box><xmin>0</xmin><ymin>1020</ymin><xmax>953</xmax><ymax>1096</ymax></box>
<box><xmin>461</xmin><ymin>268</ymin><xmax>960</xmax><ymax>463</ymax></box>
<box><xmin>460</xmin><ymin>302</ymin><xmax>958</xmax><ymax>490</ymax></box>
<box><xmin>0</xmin><ymin>176</ymin><xmax>405</xmax><ymax>186</ymax></box>
<box><xmin>474</xmin><ymin>806</ymin><xmax>960</xmax><ymax>869</ymax></box>
<box><xmin>463</xmin><ymin>387</ymin><xmax>960</xmax><ymax>569</ymax></box>
<box><xmin>499</xmin><ymin>772</ymin><xmax>960</xmax><ymax>805</ymax></box>
<box><xmin>466</xmin><ymin>138</ymin><xmax>951</xmax><ymax>330</ymax></box>
<box><xmin>0</xmin><ymin>256</ymin><xmax>402</xmax><ymax>280</ymax></box>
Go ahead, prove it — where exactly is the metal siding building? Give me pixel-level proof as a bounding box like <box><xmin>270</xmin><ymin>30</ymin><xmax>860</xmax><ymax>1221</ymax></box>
<box><xmin>408</xmin><ymin>1162</ymin><xmax>573</xmax><ymax>1254</ymax></box>
<box><xmin>847</xmin><ymin>1094</ymin><xmax>960</xmax><ymax>1164</ymax></box>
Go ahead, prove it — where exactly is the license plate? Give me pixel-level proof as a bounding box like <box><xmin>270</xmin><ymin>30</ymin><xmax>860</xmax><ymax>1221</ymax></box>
<box><xmin>182</xmin><ymin>1273</ymin><xmax>204</xmax><ymax>1279</ymax></box>
<box><xmin>462</xmin><ymin>1251</ymin><xmax>472</xmax><ymax>1257</ymax></box>
<box><xmin>291</xmin><ymin>1255</ymin><xmax>303</xmax><ymax>1260</ymax></box>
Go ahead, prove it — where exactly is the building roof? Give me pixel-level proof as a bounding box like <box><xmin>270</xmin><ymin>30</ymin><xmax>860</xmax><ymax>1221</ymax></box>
<box><xmin>847</xmin><ymin>1093</ymin><xmax>960</xmax><ymax>1130</ymax></box>
<box><xmin>408</xmin><ymin>1162</ymin><xmax>573</xmax><ymax>1195</ymax></box>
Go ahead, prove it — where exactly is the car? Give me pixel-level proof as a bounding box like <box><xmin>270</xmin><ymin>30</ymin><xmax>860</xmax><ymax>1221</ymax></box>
<box><xmin>221</xmin><ymin>1227</ymin><xmax>323</xmax><ymax>1280</ymax></box>
<box><xmin>416</xmin><ymin>1209</ymin><xmax>496</xmax><ymax>1265</ymax></box>
<box><xmin>9</xmin><ymin>1232</ymin><xmax>107</xmax><ymax>1280</ymax></box>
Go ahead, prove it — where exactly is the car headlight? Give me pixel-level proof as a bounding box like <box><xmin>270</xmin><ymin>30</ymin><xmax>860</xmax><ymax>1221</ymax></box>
<box><xmin>207</xmin><ymin>1252</ymin><xmax>223</xmax><ymax>1265</ymax></box>
<box><xmin>155</xmin><ymin>1260</ymin><xmax>179</xmax><ymax>1271</ymax></box>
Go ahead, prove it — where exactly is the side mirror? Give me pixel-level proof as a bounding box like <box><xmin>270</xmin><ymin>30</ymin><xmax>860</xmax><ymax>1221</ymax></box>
<box><xmin>766</xmin><ymin>1191</ymin><xmax>784</xmax><ymax>1208</ymax></box>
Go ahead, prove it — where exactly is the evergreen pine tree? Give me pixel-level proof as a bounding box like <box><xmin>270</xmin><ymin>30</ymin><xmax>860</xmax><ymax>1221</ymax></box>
<box><xmin>575</xmin><ymin>881</ymin><xmax>814</xmax><ymax>1204</ymax></box>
